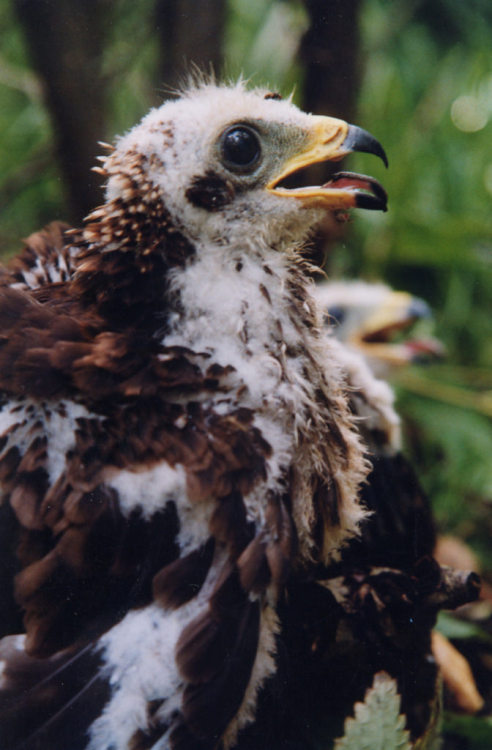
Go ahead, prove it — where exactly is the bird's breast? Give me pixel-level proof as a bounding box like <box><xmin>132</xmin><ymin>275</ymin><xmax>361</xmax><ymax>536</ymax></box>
<box><xmin>164</xmin><ymin>249</ymin><xmax>317</xmax><ymax>410</ymax></box>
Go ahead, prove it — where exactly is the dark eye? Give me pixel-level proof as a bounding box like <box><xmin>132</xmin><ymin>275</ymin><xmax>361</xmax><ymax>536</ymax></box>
<box><xmin>326</xmin><ymin>306</ymin><xmax>346</xmax><ymax>326</ymax></box>
<box><xmin>220</xmin><ymin>126</ymin><xmax>262</xmax><ymax>172</ymax></box>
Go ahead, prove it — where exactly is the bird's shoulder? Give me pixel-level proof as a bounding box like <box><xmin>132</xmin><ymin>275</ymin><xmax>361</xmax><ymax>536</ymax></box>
<box><xmin>0</xmin><ymin>221</ymin><xmax>77</xmax><ymax>290</ymax></box>
<box><xmin>0</xmin><ymin>237</ymin><xmax>209</xmax><ymax>404</ymax></box>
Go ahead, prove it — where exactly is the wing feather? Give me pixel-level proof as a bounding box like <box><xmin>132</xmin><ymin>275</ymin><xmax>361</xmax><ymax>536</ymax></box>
<box><xmin>0</xmin><ymin>636</ymin><xmax>109</xmax><ymax>750</ymax></box>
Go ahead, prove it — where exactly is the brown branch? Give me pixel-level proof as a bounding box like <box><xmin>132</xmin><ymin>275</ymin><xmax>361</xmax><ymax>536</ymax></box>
<box><xmin>154</xmin><ymin>0</ymin><xmax>226</xmax><ymax>92</ymax></box>
<box><xmin>14</xmin><ymin>0</ymin><xmax>110</xmax><ymax>222</ymax></box>
<box><xmin>298</xmin><ymin>1</ymin><xmax>363</xmax><ymax>260</ymax></box>
<box><xmin>300</xmin><ymin>0</ymin><xmax>362</xmax><ymax>122</ymax></box>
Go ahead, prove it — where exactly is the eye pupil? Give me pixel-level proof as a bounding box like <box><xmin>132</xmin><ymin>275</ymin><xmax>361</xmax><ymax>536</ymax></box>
<box><xmin>327</xmin><ymin>306</ymin><xmax>346</xmax><ymax>326</ymax></box>
<box><xmin>221</xmin><ymin>126</ymin><xmax>261</xmax><ymax>171</ymax></box>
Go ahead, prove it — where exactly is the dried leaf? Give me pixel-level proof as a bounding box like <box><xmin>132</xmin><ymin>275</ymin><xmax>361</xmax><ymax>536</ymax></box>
<box><xmin>432</xmin><ymin>631</ymin><xmax>484</xmax><ymax>714</ymax></box>
<box><xmin>434</xmin><ymin>535</ymin><xmax>480</xmax><ymax>573</ymax></box>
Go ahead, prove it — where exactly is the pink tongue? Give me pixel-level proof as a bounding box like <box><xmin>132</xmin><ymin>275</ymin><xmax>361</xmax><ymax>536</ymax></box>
<box><xmin>320</xmin><ymin>171</ymin><xmax>388</xmax><ymax>212</ymax></box>
<box><xmin>405</xmin><ymin>338</ymin><xmax>446</xmax><ymax>358</ymax></box>
<box><xmin>323</xmin><ymin>175</ymin><xmax>377</xmax><ymax>192</ymax></box>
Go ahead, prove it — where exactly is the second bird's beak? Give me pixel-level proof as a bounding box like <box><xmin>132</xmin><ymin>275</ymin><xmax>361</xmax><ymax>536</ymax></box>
<box><xmin>355</xmin><ymin>291</ymin><xmax>445</xmax><ymax>367</ymax></box>
<box><xmin>268</xmin><ymin>115</ymin><xmax>388</xmax><ymax>212</ymax></box>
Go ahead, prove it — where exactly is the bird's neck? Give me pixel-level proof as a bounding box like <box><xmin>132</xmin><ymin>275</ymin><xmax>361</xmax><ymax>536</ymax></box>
<box><xmin>162</xmin><ymin>239</ymin><xmax>320</xmax><ymax>399</ymax></box>
<box><xmin>73</xmin><ymin>199</ymin><xmax>318</xmax><ymax>377</ymax></box>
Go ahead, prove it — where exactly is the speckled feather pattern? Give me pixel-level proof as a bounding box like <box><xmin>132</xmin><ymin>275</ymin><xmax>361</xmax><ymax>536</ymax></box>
<box><xmin>0</xmin><ymin>82</ymin><xmax>372</xmax><ymax>750</ymax></box>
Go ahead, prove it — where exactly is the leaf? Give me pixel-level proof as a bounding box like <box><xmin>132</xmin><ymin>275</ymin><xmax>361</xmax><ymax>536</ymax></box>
<box><xmin>432</xmin><ymin>630</ymin><xmax>483</xmax><ymax>714</ymax></box>
<box><xmin>443</xmin><ymin>713</ymin><xmax>492</xmax><ymax>750</ymax></box>
<box><xmin>334</xmin><ymin>672</ymin><xmax>411</xmax><ymax>750</ymax></box>
<box><xmin>436</xmin><ymin>612</ymin><xmax>492</xmax><ymax>645</ymax></box>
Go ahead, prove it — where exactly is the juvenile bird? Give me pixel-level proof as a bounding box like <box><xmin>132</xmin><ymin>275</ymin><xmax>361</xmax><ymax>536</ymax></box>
<box><xmin>0</xmin><ymin>81</ymin><xmax>389</xmax><ymax>750</ymax></box>
<box><xmin>314</xmin><ymin>279</ymin><xmax>444</xmax><ymax>377</ymax></box>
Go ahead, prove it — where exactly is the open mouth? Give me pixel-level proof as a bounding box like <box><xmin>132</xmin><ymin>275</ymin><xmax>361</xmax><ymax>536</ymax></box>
<box><xmin>322</xmin><ymin>171</ymin><xmax>387</xmax><ymax>212</ymax></box>
<box><xmin>357</xmin><ymin>308</ymin><xmax>445</xmax><ymax>364</ymax></box>
<box><xmin>269</xmin><ymin>169</ymin><xmax>388</xmax><ymax>213</ymax></box>
<box><xmin>267</xmin><ymin>119</ymin><xmax>388</xmax><ymax>212</ymax></box>
<box><xmin>361</xmin><ymin>314</ymin><xmax>422</xmax><ymax>344</ymax></box>
<box><xmin>321</xmin><ymin>283</ymin><xmax>445</xmax><ymax>367</ymax></box>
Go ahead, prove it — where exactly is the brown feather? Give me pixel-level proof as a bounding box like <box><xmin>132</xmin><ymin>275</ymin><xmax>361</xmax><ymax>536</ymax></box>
<box><xmin>0</xmin><ymin>635</ymin><xmax>110</xmax><ymax>750</ymax></box>
<box><xmin>209</xmin><ymin>491</ymin><xmax>252</xmax><ymax>556</ymax></box>
<box><xmin>153</xmin><ymin>539</ymin><xmax>215</xmax><ymax>610</ymax></box>
<box><xmin>179</xmin><ymin>599</ymin><xmax>260</xmax><ymax>741</ymax></box>
<box><xmin>238</xmin><ymin>536</ymin><xmax>270</xmax><ymax>593</ymax></box>
<box><xmin>264</xmin><ymin>494</ymin><xmax>296</xmax><ymax>588</ymax></box>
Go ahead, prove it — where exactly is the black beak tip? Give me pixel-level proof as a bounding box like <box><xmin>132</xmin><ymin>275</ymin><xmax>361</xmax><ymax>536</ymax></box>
<box><xmin>355</xmin><ymin>192</ymin><xmax>388</xmax><ymax>212</ymax></box>
<box><xmin>408</xmin><ymin>297</ymin><xmax>431</xmax><ymax>320</ymax></box>
<box><xmin>344</xmin><ymin>124</ymin><xmax>389</xmax><ymax>168</ymax></box>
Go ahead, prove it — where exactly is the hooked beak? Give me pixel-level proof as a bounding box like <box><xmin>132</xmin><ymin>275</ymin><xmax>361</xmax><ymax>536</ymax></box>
<box><xmin>354</xmin><ymin>291</ymin><xmax>445</xmax><ymax>366</ymax></box>
<box><xmin>267</xmin><ymin>115</ymin><xmax>388</xmax><ymax>212</ymax></box>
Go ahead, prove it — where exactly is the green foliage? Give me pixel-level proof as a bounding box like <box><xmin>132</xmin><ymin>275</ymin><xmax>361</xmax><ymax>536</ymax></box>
<box><xmin>436</xmin><ymin>612</ymin><xmax>492</xmax><ymax>644</ymax></box>
<box><xmin>443</xmin><ymin>713</ymin><xmax>492</xmax><ymax>750</ymax></box>
<box><xmin>338</xmin><ymin>0</ymin><xmax>492</xmax><ymax>566</ymax></box>
<box><xmin>102</xmin><ymin>0</ymin><xmax>161</xmax><ymax>135</ymax></box>
<box><xmin>334</xmin><ymin>672</ymin><xmax>412</xmax><ymax>750</ymax></box>
<box><xmin>0</xmin><ymin>0</ymin><xmax>64</xmax><ymax>251</ymax></box>
<box><xmin>225</xmin><ymin>0</ymin><xmax>307</xmax><ymax>95</ymax></box>
<box><xmin>396</xmin><ymin>390</ymin><xmax>492</xmax><ymax>547</ymax></box>
<box><xmin>333</xmin><ymin>671</ymin><xmax>443</xmax><ymax>750</ymax></box>
<box><xmin>0</xmin><ymin>0</ymin><xmax>160</xmax><ymax>254</ymax></box>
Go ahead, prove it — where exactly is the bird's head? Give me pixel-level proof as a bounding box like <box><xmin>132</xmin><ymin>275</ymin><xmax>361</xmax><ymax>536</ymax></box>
<box><xmin>95</xmin><ymin>82</ymin><xmax>387</xmax><ymax>255</ymax></box>
<box><xmin>315</xmin><ymin>280</ymin><xmax>445</xmax><ymax>376</ymax></box>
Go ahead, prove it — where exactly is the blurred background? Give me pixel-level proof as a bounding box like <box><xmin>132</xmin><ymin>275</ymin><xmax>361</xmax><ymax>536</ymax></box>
<box><xmin>0</xmin><ymin>0</ymin><xmax>491</xmax><ymax>744</ymax></box>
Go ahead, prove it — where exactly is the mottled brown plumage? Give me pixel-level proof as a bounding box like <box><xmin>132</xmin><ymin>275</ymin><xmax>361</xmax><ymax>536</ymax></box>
<box><xmin>0</xmin><ymin>82</ymin><xmax>392</xmax><ymax>750</ymax></box>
